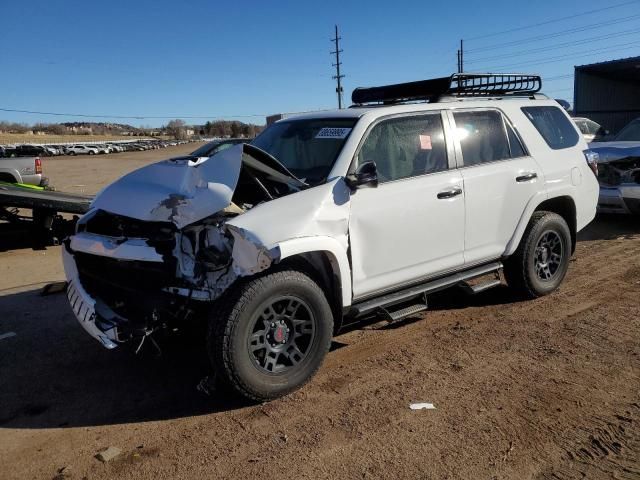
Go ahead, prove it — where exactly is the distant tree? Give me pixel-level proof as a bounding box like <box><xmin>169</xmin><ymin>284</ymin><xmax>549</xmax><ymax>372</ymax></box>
<box><xmin>230</xmin><ymin>121</ymin><xmax>241</xmax><ymax>137</ymax></box>
<box><xmin>166</xmin><ymin>119</ymin><xmax>187</xmax><ymax>140</ymax></box>
<box><xmin>46</xmin><ymin>124</ymin><xmax>66</xmax><ymax>135</ymax></box>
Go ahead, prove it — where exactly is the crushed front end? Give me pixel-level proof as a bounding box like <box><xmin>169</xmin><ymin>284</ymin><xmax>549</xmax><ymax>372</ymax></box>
<box><xmin>596</xmin><ymin>156</ymin><xmax>640</xmax><ymax>214</ymax></box>
<box><xmin>63</xmin><ymin>209</ymin><xmax>242</xmax><ymax>349</ymax></box>
<box><xmin>62</xmin><ymin>144</ymin><xmax>294</xmax><ymax>349</ymax></box>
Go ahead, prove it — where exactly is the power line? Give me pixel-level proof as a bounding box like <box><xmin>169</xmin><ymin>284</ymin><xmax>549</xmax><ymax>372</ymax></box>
<box><xmin>466</xmin><ymin>28</ymin><xmax>640</xmax><ymax>64</ymax></box>
<box><xmin>545</xmin><ymin>74</ymin><xmax>573</xmax><ymax>81</ymax></box>
<box><xmin>330</xmin><ymin>25</ymin><xmax>345</xmax><ymax>109</ymax></box>
<box><xmin>464</xmin><ymin>0</ymin><xmax>640</xmax><ymax>41</ymax></box>
<box><xmin>475</xmin><ymin>39</ymin><xmax>640</xmax><ymax>71</ymax></box>
<box><xmin>466</xmin><ymin>13</ymin><xmax>640</xmax><ymax>53</ymax></box>
<box><xmin>0</xmin><ymin>107</ymin><xmax>268</xmax><ymax>120</ymax></box>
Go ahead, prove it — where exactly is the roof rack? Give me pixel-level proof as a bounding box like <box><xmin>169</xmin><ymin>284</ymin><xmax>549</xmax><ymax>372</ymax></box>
<box><xmin>351</xmin><ymin>73</ymin><xmax>542</xmax><ymax>105</ymax></box>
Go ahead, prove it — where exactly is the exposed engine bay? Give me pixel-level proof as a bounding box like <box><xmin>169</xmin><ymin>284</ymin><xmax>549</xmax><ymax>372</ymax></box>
<box><xmin>597</xmin><ymin>156</ymin><xmax>640</xmax><ymax>186</ymax></box>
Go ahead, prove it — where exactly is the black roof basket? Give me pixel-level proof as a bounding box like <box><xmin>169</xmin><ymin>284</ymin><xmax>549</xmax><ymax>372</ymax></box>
<box><xmin>351</xmin><ymin>73</ymin><xmax>542</xmax><ymax>105</ymax></box>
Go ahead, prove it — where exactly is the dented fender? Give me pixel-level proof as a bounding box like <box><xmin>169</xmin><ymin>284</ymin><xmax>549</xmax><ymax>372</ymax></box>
<box><xmin>276</xmin><ymin>236</ymin><xmax>352</xmax><ymax>307</ymax></box>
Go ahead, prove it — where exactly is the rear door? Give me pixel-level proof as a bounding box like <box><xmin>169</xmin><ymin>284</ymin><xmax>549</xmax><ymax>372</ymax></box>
<box><xmin>348</xmin><ymin>111</ymin><xmax>465</xmax><ymax>299</ymax></box>
<box><xmin>448</xmin><ymin>108</ymin><xmax>542</xmax><ymax>265</ymax></box>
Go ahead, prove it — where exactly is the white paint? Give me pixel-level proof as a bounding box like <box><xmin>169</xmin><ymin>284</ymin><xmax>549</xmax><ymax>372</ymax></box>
<box><xmin>0</xmin><ymin>332</ymin><xmax>17</xmax><ymax>341</ymax></box>
<box><xmin>409</xmin><ymin>402</ymin><xmax>436</xmax><ymax>410</ymax></box>
<box><xmin>70</xmin><ymin>232</ymin><xmax>164</xmax><ymax>262</ymax></box>
<box><xmin>348</xmin><ymin>170</ymin><xmax>464</xmax><ymax>299</ymax></box>
<box><xmin>90</xmin><ymin>144</ymin><xmax>243</xmax><ymax>229</ymax></box>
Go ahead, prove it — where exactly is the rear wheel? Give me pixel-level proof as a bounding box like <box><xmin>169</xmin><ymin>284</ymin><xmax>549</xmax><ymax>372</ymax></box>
<box><xmin>504</xmin><ymin>211</ymin><xmax>571</xmax><ymax>298</ymax></box>
<box><xmin>208</xmin><ymin>269</ymin><xmax>333</xmax><ymax>401</ymax></box>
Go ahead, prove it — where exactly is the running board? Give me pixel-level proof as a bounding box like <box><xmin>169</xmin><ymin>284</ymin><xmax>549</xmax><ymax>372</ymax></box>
<box><xmin>352</xmin><ymin>262</ymin><xmax>503</xmax><ymax>317</ymax></box>
<box><xmin>381</xmin><ymin>298</ymin><xmax>428</xmax><ymax>323</ymax></box>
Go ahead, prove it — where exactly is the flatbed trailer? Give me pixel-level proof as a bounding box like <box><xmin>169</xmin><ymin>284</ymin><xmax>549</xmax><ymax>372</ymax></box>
<box><xmin>0</xmin><ymin>183</ymin><xmax>92</xmax><ymax>246</ymax></box>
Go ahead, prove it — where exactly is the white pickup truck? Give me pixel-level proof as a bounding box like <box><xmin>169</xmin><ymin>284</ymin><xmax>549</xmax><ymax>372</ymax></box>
<box><xmin>0</xmin><ymin>154</ymin><xmax>46</xmax><ymax>187</ymax></box>
<box><xmin>63</xmin><ymin>74</ymin><xmax>599</xmax><ymax>401</ymax></box>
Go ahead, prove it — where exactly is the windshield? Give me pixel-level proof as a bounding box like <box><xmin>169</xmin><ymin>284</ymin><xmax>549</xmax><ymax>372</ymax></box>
<box><xmin>615</xmin><ymin>120</ymin><xmax>640</xmax><ymax>141</ymax></box>
<box><xmin>250</xmin><ymin>118</ymin><xmax>357</xmax><ymax>183</ymax></box>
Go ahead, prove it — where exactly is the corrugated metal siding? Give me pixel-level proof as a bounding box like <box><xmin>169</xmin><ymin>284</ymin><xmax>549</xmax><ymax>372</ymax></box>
<box><xmin>574</xmin><ymin>69</ymin><xmax>640</xmax><ymax>134</ymax></box>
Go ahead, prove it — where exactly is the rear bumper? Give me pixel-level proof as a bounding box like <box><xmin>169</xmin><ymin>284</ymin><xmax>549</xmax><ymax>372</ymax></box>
<box><xmin>597</xmin><ymin>185</ymin><xmax>640</xmax><ymax>215</ymax></box>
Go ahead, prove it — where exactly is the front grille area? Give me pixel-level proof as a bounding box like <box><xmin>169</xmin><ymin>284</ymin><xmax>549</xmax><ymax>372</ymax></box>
<box><xmin>85</xmin><ymin>209</ymin><xmax>176</xmax><ymax>241</ymax></box>
<box><xmin>75</xmin><ymin>252</ymin><xmax>179</xmax><ymax>325</ymax></box>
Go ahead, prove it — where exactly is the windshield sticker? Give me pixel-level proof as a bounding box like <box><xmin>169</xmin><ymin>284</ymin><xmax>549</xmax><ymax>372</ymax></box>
<box><xmin>419</xmin><ymin>134</ymin><xmax>432</xmax><ymax>150</ymax></box>
<box><xmin>316</xmin><ymin>127</ymin><xmax>352</xmax><ymax>139</ymax></box>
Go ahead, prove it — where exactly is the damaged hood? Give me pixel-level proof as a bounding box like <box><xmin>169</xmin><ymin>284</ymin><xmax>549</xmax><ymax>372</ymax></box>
<box><xmin>90</xmin><ymin>144</ymin><xmax>307</xmax><ymax>229</ymax></box>
<box><xmin>589</xmin><ymin>141</ymin><xmax>640</xmax><ymax>163</ymax></box>
<box><xmin>91</xmin><ymin>145</ymin><xmax>242</xmax><ymax>228</ymax></box>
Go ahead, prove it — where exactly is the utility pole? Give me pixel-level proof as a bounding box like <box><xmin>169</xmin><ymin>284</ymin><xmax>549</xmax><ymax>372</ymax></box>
<box><xmin>460</xmin><ymin>39</ymin><xmax>464</xmax><ymax>73</ymax></box>
<box><xmin>331</xmin><ymin>25</ymin><xmax>345</xmax><ymax>109</ymax></box>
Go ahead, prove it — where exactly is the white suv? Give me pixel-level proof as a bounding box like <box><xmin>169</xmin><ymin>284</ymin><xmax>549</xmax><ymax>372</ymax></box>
<box><xmin>62</xmin><ymin>74</ymin><xmax>599</xmax><ymax>401</ymax></box>
<box><xmin>65</xmin><ymin>145</ymin><xmax>99</xmax><ymax>155</ymax></box>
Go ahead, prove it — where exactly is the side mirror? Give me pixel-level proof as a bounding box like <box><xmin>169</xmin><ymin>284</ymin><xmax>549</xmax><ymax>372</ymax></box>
<box><xmin>346</xmin><ymin>161</ymin><xmax>379</xmax><ymax>189</ymax></box>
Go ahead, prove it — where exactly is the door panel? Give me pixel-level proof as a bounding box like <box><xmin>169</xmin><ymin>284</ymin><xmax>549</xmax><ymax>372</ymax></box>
<box><xmin>448</xmin><ymin>108</ymin><xmax>542</xmax><ymax>264</ymax></box>
<box><xmin>349</xmin><ymin>170</ymin><xmax>465</xmax><ymax>299</ymax></box>
<box><xmin>460</xmin><ymin>158</ymin><xmax>541</xmax><ymax>263</ymax></box>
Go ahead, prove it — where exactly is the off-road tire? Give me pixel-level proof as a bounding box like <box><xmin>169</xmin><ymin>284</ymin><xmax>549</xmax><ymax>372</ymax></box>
<box><xmin>208</xmin><ymin>269</ymin><xmax>334</xmax><ymax>401</ymax></box>
<box><xmin>504</xmin><ymin>211</ymin><xmax>571</xmax><ymax>299</ymax></box>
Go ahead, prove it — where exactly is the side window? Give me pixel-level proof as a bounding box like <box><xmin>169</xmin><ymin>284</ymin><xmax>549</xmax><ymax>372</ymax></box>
<box><xmin>452</xmin><ymin>110</ymin><xmax>512</xmax><ymax>166</ymax></box>
<box><xmin>521</xmin><ymin>106</ymin><xmax>579</xmax><ymax>150</ymax></box>
<box><xmin>505</xmin><ymin>121</ymin><xmax>526</xmax><ymax>158</ymax></box>
<box><xmin>358</xmin><ymin>113</ymin><xmax>448</xmax><ymax>182</ymax></box>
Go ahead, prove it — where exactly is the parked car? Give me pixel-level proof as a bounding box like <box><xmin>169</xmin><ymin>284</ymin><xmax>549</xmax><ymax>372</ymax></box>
<box><xmin>573</xmin><ymin>117</ymin><xmax>606</xmax><ymax>142</ymax></box>
<box><xmin>14</xmin><ymin>145</ymin><xmax>52</xmax><ymax>157</ymax></box>
<box><xmin>190</xmin><ymin>138</ymin><xmax>250</xmax><ymax>157</ymax></box>
<box><xmin>0</xmin><ymin>155</ymin><xmax>47</xmax><ymax>186</ymax></box>
<box><xmin>63</xmin><ymin>73</ymin><xmax>598</xmax><ymax>401</ymax></box>
<box><xmin>65</xmin><ymin>145</ymin><xmax>100</xmax><ymax>155</ymax></box>
<box><xmin>86</xmin><ymin>145</ymin><xmax>110</xmax><ymax>154</ymax></box>
<box><xmin>588</xmin><ymin>117</ymin><xmax>640</xmax><ymax>214</ymax></box>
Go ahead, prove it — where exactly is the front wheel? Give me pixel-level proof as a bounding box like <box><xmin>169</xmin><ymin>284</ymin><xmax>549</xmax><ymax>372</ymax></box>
<box><xmin>504</xmin><ymin>211</ymin><xmax>572</xmax><ymax>298</ymax></box>
<box><xmin>208</xmin><ymin>269</ymin><xmax>334</xmax><ymax>401</ymax></box>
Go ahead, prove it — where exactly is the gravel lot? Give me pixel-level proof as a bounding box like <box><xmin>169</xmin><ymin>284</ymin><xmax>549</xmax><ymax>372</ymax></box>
<box><xmin>0</xmin><ymin>145</ymin><xmax>638</xmax><ymax>479</ymax></box>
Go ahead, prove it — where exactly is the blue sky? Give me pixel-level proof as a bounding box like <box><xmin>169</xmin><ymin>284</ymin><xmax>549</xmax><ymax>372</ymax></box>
<box><xmin>1</xmin><ymin>0</ymin><xmax>639</xmax><ymax>126</ymax></box>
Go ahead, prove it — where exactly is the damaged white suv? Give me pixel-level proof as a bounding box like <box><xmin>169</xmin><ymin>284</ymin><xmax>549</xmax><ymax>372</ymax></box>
<box><xmin>63</xmin><ymin>74</ymin><xmax>598</xmax><ymax>401</ymax></box>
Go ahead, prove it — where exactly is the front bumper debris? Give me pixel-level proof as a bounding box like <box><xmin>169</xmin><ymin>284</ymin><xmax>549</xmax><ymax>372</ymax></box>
<box><xmin>598</xmin><ymin>185</ymin><xmax>640</xmax><ymax>214</ymax></box>
<box><xmin>63</xmin><ymin>248</ymin><xmax>118</xmax><ymax>349</ymax></box>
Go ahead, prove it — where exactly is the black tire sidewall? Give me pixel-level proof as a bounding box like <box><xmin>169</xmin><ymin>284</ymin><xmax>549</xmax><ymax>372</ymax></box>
<box><xmin>221</xmin><ymin>272</ymin><xmax>333</xmax><ymax>399</ymax></box>
<box><xmin>524</xmin><ymin>215</ymin><xmax>571</xmax><ymax>295</ymax></box>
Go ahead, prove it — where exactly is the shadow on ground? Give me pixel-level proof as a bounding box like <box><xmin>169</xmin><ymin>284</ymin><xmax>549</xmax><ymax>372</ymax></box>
<box><xmin>0</xmin><ymin>288</ymin><xmax>250</xmax><ymax>430</ymax></box>
<box><xmin>577</xmin><ymin>213</ymin><xmax>640</xmax><ymax>242</ymax></box>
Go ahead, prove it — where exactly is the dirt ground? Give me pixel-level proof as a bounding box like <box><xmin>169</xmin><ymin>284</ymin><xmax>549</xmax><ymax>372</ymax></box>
<box><xmin>0</xmin><ymin>145</ymin><xmax>638</xmax><ymax>480</ymax></box>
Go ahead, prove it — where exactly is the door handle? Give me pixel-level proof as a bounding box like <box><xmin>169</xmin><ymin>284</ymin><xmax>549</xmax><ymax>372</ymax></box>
<box><xmin>516</xmin><ymin>172</ymin><xmax>537</xmax><ymax>182</ymax></box>
<box><xmin>437</xmin><ymin>187</ymin><xmax>463</xmax><ymax>199</ymax></box>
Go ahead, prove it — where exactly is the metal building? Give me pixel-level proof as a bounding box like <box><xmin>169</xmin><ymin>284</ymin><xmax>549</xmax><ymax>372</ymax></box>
<box><xmin>573</xmin><ymin>56</ymin><xmax>640</xmax><ymax>134</ymax></box>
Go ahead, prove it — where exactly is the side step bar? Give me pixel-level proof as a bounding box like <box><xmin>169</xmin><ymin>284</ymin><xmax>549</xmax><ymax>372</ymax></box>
<box><xmin>352</xmin><ymin>261</ymin><xmax>503</xmax><ymax>318</ymax></box>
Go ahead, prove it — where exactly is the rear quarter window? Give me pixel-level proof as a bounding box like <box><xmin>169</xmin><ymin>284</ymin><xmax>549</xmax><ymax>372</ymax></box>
<box><xmin>521</xmin><ymin>106</ymin><xmax>579</xmax><ymax>150</ymax></box>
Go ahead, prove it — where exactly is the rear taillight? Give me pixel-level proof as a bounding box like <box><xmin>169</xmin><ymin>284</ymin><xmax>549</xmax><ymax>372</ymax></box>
<box><xmin>35</xmin><ymin>157</ymin><xmax>42</xmax><ymax>174</ymax></box>
<box><xmin>583</xmin><ymin>149</ymin><xmax>599</xmax><ymax>177</ymax></box>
